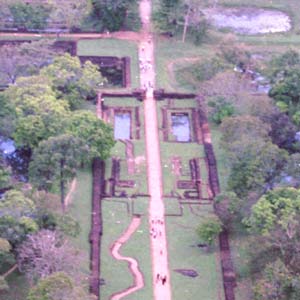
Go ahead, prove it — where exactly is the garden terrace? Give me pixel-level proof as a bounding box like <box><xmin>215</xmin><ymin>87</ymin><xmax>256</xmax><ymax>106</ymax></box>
<box><xmin>79</xmin><ymin>56</ymin><xmax>131</xmax><ymax>88</ymax></box>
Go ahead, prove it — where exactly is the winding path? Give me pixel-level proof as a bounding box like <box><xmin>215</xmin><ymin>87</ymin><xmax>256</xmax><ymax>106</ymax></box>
<box><xmin>110</xmin><ymin>216</ymin><xmax>144</xmax><ymax>300</ymax></box>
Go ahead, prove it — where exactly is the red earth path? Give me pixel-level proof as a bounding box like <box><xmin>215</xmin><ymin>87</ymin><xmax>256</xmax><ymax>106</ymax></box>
<box><xmin>110</xmin><ymin>216</ymin><xmax>144</xmax><ymax>300</ymax></box>
<box><xmin>139</xmin><ymin>0</ymin><xmax>172</xmax><ymax>299</ymax></box>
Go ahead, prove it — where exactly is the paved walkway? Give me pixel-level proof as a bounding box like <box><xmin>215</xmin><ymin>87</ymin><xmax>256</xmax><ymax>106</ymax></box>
<box><xmin>139</xmin><ymin>0</ymin><xmax>172</xmax><ymax>299</ymax></box>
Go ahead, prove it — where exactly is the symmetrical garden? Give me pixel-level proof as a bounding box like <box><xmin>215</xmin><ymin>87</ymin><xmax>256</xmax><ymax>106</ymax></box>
<box><xmin>2</xmin><ymin>1</ymin><xmax>300</xmax><ymax>300</ymax></box>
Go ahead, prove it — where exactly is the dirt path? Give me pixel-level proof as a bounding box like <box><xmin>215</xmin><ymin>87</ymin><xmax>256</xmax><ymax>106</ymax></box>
<box><xmin>64</xmin><ymin>178</ymin><xmax>77</xmax><ymax>208</ymax></box>
<box><xmin>139</xmin><ymin>0</ymin><xmax>172</xmax><ymax>299</ymax></box>
<box><xmin>0</xmin><ymin>31</ymin><xmax>142</xmax><ymax>41</ymax></box>
<box><xmin>110</xmin><ymin>216</ymin><xmax>144</xmax><ymax>300</ymax></box>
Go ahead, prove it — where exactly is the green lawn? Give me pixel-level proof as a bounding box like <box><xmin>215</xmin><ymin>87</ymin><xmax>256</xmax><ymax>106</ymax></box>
<box><xmin>156</xmin><ymin>97</ymin><xmax>224</xmax><ymax>299</ymax></box>
<box><xmin>167</xmin><ymin>205</ymin><xmax>224</xmax><ymax>300</ymax></box>
<box><xmin>100</xmin><ymin>200</ymin><xmax>153</xmax><ymax>299</ymax></box>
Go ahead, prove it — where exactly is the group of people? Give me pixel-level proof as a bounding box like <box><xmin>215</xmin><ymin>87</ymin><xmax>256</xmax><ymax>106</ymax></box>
<box><xmin>156</xmin><ymin>273</ymin><xmax>167</xmax><ymax>285</ymax></box>
<box><xmin>150</xmin><ymin>217</ymin><xmax>168</xmax><ymax>285</ymax></box>
<box><xmin>139</xmin><ymin>59</ymin><xmax>152</xmax><ymax>73</ymax></box>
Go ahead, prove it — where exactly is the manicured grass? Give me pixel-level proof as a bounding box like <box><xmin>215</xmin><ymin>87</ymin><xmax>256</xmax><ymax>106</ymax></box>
<box><xmin>209</xmin><ymin>126</ymin><xmax>229</xmax><ymax>191</ymax></box>
<box><xmin>97</xmin><ymin>91</ymin><xmax>151</xmax><ymax>298</ymax></box>
<box><xmin>102</xmin><ymin>97</ymin><xmax>141</xmax><ymax>107</ymax></box>
<box><xmin>166</xmin><ymin>205</ymin><xmax>224</xmax><ymax>300</ymax></box>
<box><xmin>156</xmin><ymin>96</ymin><xmax>224</xmax><ymax>299</ymax></box>
<box><xmin>69</xmin><ymin>168</ymin><xmax>93</xmax><ymax>273</ymax></box>
<box><xmin>77</xmin><ymin>39</ymin><xmax>140</xmax><ymax>88</ymax></box>
<box><xmin>100</xmin><ymin>200</ymin><xmax>153</xmax><ymax>300</ymax></box>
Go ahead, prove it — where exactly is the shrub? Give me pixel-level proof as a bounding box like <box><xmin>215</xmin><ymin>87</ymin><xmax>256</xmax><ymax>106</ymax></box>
<box><xmin>196</xmin><ymin>215</ymin><xmax>223</xmax><ymax>245</ymax></box>
<box><xmin>208</xmin><ymin>96</ymin><xmax>235</xmax><ymax>124</ymax></box>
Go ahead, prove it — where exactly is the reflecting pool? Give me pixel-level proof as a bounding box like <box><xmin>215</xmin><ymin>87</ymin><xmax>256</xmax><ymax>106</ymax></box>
<box><xmin>114</xmin><ymin>113</ymin><xmax>131</xmax><ymax>140</ymax></box>
<box><xmin>171</xmin><ymin>113</ymin><xmax>190</xmax><ymax>142</ymax></box>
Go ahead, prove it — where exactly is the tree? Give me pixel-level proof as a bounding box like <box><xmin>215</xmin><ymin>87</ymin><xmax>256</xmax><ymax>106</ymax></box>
<box><xmin>254</xmin><ymin>259</ymin><xmax>300</xmax><ymax>300</ymax></box>
<box><xmin>91</xmin><ymin>0</ymin><xmax>139</xmax><ymax>32</ymax></box>
<box><xmin>284</xmin><ymin>153</ymin><xmax>300</xmax><ymax>185</ymax></box>
<box><xmin>196</xmin><ymin>214</ymin><xmax>222</xmax><ymax>245</ymax></box>
<box><xmin>228</xmin><ymin>141</ymin><xmax>287</xmax><ymax>198</ymax></box>
<box><xmin>27</xmin><ymin>272</ymin><xmax>94</xmax><ymax>300</ymax></box>
<box><xmin>48</xmin><ymin>0</ymin><xmax>91</xmax><ymax>30</ymax></box>
<box><xmin>5</xmin><ymin>75</ymin><xmax>70</xmax><ymax>149</ymax></box>
<box><xmin>153</xmin><ymin>0</ymin><xmax>181</xmax><ymax>33</ymax></box>
<box><xmin>214</xmin><ymin>192</ymin><xmax>242</xmax><ymax>229</ymax></box>
<box><xmin>0</xmin><ymin>276</ymin><xmax>9</xmax><ymax>292</ymax></box>
<box><xmin>0</xmin><ymin>40</ymin><xmax>62</xmax><ymax>85</ymax></box>
<box><xmin>67</xmin><ymin>110</ymin><xmax>115</xmax><ymax>160</ymax></box>
<box><xmin>246</xmin><ymin>187</ymin><xmax>300</xmax><ymax>273</ymax></box>
<box><xmin>267</xmin><ymin>51</ymin><xmax>300</xmax><ymax>125</ymax></box>
<box><xmin>267</xmin><ymin>50</ymin><xmax>300</xmax><ymax>83</ymax></box>
<box><xmin>17</xmin><ymin>230</ymin><xmax>83</xmax><ymax>284</ymax></box>
<box><xmin>0</xmin><ymin>238</ymin><xmax>15</xmax><ymax>273</ymax></box>
<box><xmin>29</xmin><ymin>134</ymin><xmax>88</xmax><ymax>211</ymax></box>
<box><xmin>246</xmin><ymin>187</ymin><xmax>300</xmax><ymax>237</ymax></box>
<box><xmin>220</xmin><ymin>116</ymin><xmax>287</xmax><ymax>197</ymax></box>
<box><xmin>0</xmin><ymin>162</ymin><xmax>11</xmax><ymax>190</ymax></box>
<box><xmin>208</xmin><ymin>96</ymin><xmax>235</xmax><ymax>124</ymax></box>
<box><xmin>0</xmin><ymin>189</ymin><xmax>35</xmax><ymax>219</ymax></box>
<box><xmin>262</xmin><ymin>112</ymin><xmax>297</xmax><ymax>152</ymax></box>
<box><xmin>154</xmin><ymin>0</ymin><xmax>208</xmax><ymax>43</ymax></box>
<box><xmin>0</xmin><ymin>190</ymin><xmax>38</xmax><ymax>246</ymax></box>
<box><xmin>220</xmin><ymin>115</ymin><xmax>271</xmax><ymax>151</ymax></box>
<box><xmin>9</xmin><ymin>2</ymin><xmax>51</xmax><ymax>30</ymax></box>
<box><xmin>40</xmin><ymin>54</ymin><xmax>106</xmax><ymax>110</ymax></box>
<box><xmin>0</xmin><ymin>92</ymin><xmax>16</xmax><ymax>138</ymax></box>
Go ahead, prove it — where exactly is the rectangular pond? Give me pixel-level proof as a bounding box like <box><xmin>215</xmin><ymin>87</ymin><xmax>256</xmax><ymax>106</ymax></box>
<box><xmin>171</xmin><ymin>113</ymin><xmax>190</xmax><ymax>142</ymax></box>
<box><xmin>114</xmin><ymin>113</ymin><xmax>131</xmax><ymax>140</ymax></box>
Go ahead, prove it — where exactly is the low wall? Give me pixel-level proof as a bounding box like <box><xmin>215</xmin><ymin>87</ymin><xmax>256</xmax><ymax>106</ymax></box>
<box><xmin>197</xmin><ymin>96</ymin><xmax>236</xmax><ymax>300</ymax></box>
<box><xmin>154</xmin><ymin>89</ymin><xmax>196</xmax><ymax>100</ymax></box>
<box><xmin>89</xmin><ymin>158</ymin><xmax>105</xmax><ymax>300</ymax></box>
<box><xmin>122</xmin><ymin>57</ymin><xmax>131</xmax><ymax>88</ymax></box>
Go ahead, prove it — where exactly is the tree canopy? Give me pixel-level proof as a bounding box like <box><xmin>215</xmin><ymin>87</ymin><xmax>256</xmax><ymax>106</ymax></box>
<box><xmin>5</xmin><ymin>75</ymin><xmax>69</xmax><ymax>149</ymax></box>
<box><xmin>29</xmin><ymin>134</ymin><xmax>88</xmax><ymax>210</ymax></box>
<box><xmin>67</xmin><ymin>110</ymin><xmax>115</xmax><ymax>160</ymax></box>
<box><xmin>0</xmin><ymin>189</ymin><xmax>38</xmax><ymax>246</ymax></box>
<box><xmin>27</xmin><ymin>272</ymin><xmax>94</xmax><ymax>300</ymax></box>
<box><xmin>90</xmin><ymin>0</ymin><xmax>140</xmax><ymax>32</ymax></box>
<box><xmin>40</xmin><ymin>54</ymin><xmax>106</xmax><ymax>110</ymax></box>
<box><xmin>268</xmin><ymin>50</ymin><xmax>300</xmax><ymax>125</ymax></box>
<box><xmin>17</xmin><ymin>230</ymin><xmax>83</xmax><ymax>283</ymax></box>
<box><xmin>246</xmin><ymin>187</ymin><xmax>300</xmax><ymax>236</ymax></box>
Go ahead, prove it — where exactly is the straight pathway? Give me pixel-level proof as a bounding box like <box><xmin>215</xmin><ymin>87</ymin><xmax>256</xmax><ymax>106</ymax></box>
<box><xmin>139</xmin><ymin>0</ymin><xmax>172</xmax><ymax>299</ymax></box>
